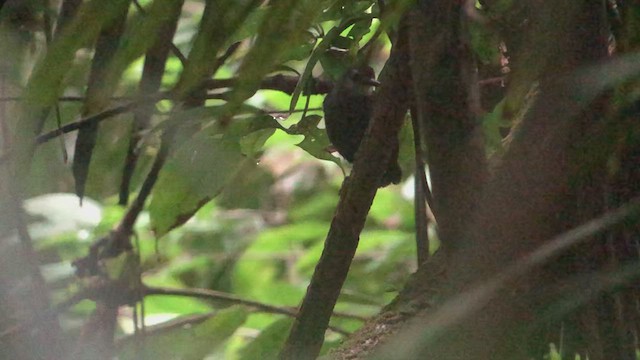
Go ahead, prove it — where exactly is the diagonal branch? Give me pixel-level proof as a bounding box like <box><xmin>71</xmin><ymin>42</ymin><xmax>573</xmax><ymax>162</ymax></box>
<box><xmin>280</xmin><ymin>16</ymin><xmax>413</xmax><ymax>360</ymax></box>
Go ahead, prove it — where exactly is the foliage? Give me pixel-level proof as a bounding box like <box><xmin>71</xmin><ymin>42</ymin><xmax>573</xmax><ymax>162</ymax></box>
<box><xmin>2</xmin><ymin>0</ymin><xmax>640</xmax><ymax>359</ymax></box>
<box><xmin>0</xmin><ymin>1</ymin><xmax>417</xmax><ymax>358</ymax></box>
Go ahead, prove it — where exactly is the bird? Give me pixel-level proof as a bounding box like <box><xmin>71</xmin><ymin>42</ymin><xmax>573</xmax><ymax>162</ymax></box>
<box><xmin>323</xmin><ymin>66</ymin><xmax>401</xmax><ymax>187</ymax></box>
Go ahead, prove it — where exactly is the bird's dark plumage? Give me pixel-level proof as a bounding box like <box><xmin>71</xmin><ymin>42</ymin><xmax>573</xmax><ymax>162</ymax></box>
<box><xmin>323</xmin><ymin>67</ymin><xmax>401</xmax><ymax>187</ymax></box>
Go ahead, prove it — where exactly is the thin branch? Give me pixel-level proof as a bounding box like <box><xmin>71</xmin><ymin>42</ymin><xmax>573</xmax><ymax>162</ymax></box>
<box><xmin>410</xmin><ymin>105</ymin><xmax>430</xmax><ymax>265</ymax></box>
<box><xmin>120</xmin><ymin>0</ymin><xmax>184</xmax><ymax>205</ymax></box>
<box><xmin>477</xmin><ymin>76</ymin><xmax>506</xmax><ymax>86</ymax></box>
<box><xmin>116</xmin><ymin>130</ymin><xmax>172</xmax><ymax>239</ymax></box>
<box><xmin>145</xmin><ymin>286</ymin><xmax>366</xmax><ymax>322</ymax></box>
<box><xmin>114</xmin><ymin>309</ymin><xmax>346</xmax><ymax>346</ymax></box>
<box><xmin>115</xmin><ymin>313</ymin><xmax>214</xmax><ymax>346</ymax></box>
<box><xmin>144</xmin><ymin>286</ymin><xmax>352</xmax><ymax>335</ymax></box>
<box><xmin>36</xmin><ymin>99</ymin><xmax>153</xmax><ymax>144</ymax></box>
<box><xmin>0</xmin><ymin>75</ymin><xmax>333</xmax><ymax>166</ymax></box>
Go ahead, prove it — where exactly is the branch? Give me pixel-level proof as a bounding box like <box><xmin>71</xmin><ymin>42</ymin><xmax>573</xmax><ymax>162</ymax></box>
<box><xmin>31</xmin><ymin>74</ymin><xmax>331</xmax><ymax>145</ymax></box>
<box><xmin>119</xmin><ymin>0</ymin><xmax>184</xmax><ymax>205</ymax></box>
<box><xmin>410</xmin><ymin>105</ymin><xmax>431</xmax><ymax>265</ymax></box>
<box><xmin>36</xmin><ymin>99</ymin><xmax>151</xmax><ymax>144</ymax></box>
<box><xmin>280</xmin><ymin>16</ymin><xmax>413</xmax><ymax>360</ymax></box>
<box><xmin>145</xmin><ymin>286</ymin><xmax>366</xmax><ymax>323</ymax></box>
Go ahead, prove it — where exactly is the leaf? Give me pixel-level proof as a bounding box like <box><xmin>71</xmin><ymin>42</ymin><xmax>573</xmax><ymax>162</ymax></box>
<box><xmin>118</xmin><ymin>306</ymin><xmax>248</xmax><ymax>360</ymax></box>
<box><xmin>24</xmin><ymin>0</ymin><xmax>131</xmax><ymax>107</ymax></box>
<box><xmin>347</xmin><ymin>17</ymin><xmax>373</xmax><ymax>45</ymax></box>
<box><xmin>149</xmin><ymin>112</ymin><xmax>281</xmax><ymax>236</ymax></box>
<box><xmin>224</xmin><ymin>114</ymin><xmax>282</xmax><ymax>144</ymax></box>
<box><xmin>226</xmin><ymin>0</ymin><xmax>326</xmax><ymax>115</ymax></box>
<box><xmin>12</xmin><ymin>0</ymin><xmax>132</xmax><ymax>187</ymax></box>
<box><xmin>285</xmin><ymin>30</ymin><xmax>317</xmax><ymax>62</ymax></box>
<box><xmin>100</xmin><ymin>0</ymin><xmax>194</xmax><ymax>96</ymax></box>
<box><xmin>174</xmin><ymin>0</ymin><xmax>259</xmax><ymax>97</ymax></box>
<box><xmin>239</xmin><ymin>317</ymin><xmax>293</xmax><ymax>360</ymax></box>
<box><xmin>73</xmin><ymin>2</ymin><xmax>130</xmax><ymax>200</ymax></box>
<box><xmin>288</xmin><ymin>115</ymin><xmax>338</xmax><ymax>163</ymax></box>
<box><xmin>149</xmin><ymin>130</ymin><xmax>247</xmax><ymax>237</ymax></box>
<box><xmin>240</xmin><ymin>128</ymin><xmax>277</xmax><ymax>156</ymax></box>
<box><xmin>288</xmin><ymin>25</ymin><xmax>344</xmax><ymax>112</ymax></box>
<box><xmin>224</xmin><ymin>6</ymin><xmax>268</xmax><ymax>47</ymax></box>
<box><xmin>296</xmin><ymin>128</ymin><xmax>336</xmax><ymax>162</ymax></box>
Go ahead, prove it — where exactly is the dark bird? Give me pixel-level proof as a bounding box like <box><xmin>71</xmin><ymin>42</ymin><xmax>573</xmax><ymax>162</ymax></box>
<box><xmin>323</xmin><ymin>66</ymin><xmax>401</xmax><ymax>187</ymax></box>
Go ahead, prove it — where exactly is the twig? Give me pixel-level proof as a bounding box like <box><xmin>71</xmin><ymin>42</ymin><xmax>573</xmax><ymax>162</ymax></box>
<box><xmin>410</xmin><ymin>105</ymin><xmax>430</xmax><ymax>265</ymax></box>
<box><xmin>144</xmin><ymin>286</ymin><xmax>354</xmax><ymax>335</ymax></box>
<box><xmin>145</xmin><ymin>286</ymin><xmax>366</xmax><ymax>321</ymax></box>
<box><xmin>36</xmin><ymin>99</ymin><xmax>152</xmax><ymax>144</ymax></box>
<box><xmin>0</xmin><ymin>75</ymin><xmax>330</xmax><ymax>165</ymax></box>
<box><xmin>31</xmin><ymin>100</ymin><xmax>320</xmax><ymax>147</ymax></box>
<box><xmin>478</xmin><ymin>76</ymin><xmax>505</xmax><ymax>86</ymax></box>
<box><xmin>115</xmin><ymin>313</ymin><xmax>214</xmax><ymax>346</ymax></box>
<box><xmin>114</xmin><ymin>309</ymin><xmax>347</xmax><ymax>345</ymax></box>
<box><xmin>119</xmin><ymin>0</ymin><xmax>184</xmax><ymax>205</ymax></box>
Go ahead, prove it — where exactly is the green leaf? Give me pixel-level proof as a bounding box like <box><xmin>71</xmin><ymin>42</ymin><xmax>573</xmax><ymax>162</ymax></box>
<box><xmin>239</xmin><ymin>317</ymin><xmax>293</xmax><ymax>360</ymax></box>
<box><xmin>149</xmin><ymin>130</ymin><xmax>247</xmax><ymax>237</ymax></box>
<box><xmin>347</xmin><ymin>17</ymin><xmax>373</xmax><ymax>45</ymax></box>
<box><xmin>289</xmin><ymin>24</ymin><xmax>348</xmax><ymax>112</ymax></box>
<box><xmin>106</xmin><ymin>0</ymin><xmax>187</xmax><ymax>87</ymax></box>
<box><xmin>224</xmin><ymin>114</ymin><xmax>282</xmax><ymax>145</ymax></box>
<box><xmin>289</xmin><ymin>115</ymin><xmax>338</xmax><ymax>163</ymax></box>
<box><xmin>11</xmin><ymin>0</ymin><xmax>132</xmax><ymax>188</ymax></box>
<box><xmin>226</xmin><ymin>0</ymin><xmax>326</xmax><ymax>115</ymax></box>
<box><xmin>118</xmin><ymin>306</ymin><xmax>248</xmax><ymax>360</ymax></box>
<box><xmin>149</xmin><ymin>112</ymin><xmax>281</xmax><ymax>236</ymax></box>
<box><xmin>174</xmin><ymin>0</ymin><xmax>260</xmax><ymax>96</ymax></box>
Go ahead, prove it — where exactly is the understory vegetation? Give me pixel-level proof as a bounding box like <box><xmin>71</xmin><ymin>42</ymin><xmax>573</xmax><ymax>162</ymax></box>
<box><xmin>1</xmin><ymin>1</ymin><xmax>640</xmax><ymax>359</ymax></box>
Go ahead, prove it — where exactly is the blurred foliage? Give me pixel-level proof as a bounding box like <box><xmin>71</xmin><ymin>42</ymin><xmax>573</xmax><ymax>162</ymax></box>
<box><xmin>5</xmin><ymin>0</ymin><xmax>639</xmax><ymax>358</ymax></box>
<box><xmin>1</xmin><ymin>1</ymin><xmax>422</xmax><ymax>357</ymax></box>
